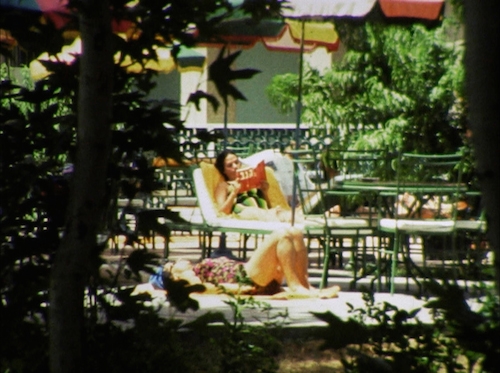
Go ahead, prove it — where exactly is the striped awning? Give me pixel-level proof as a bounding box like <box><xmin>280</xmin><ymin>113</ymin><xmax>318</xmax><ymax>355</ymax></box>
<box><xmin>283</xmin><ymin>0</ymin><xmax>444</xmax><ymax>20</ymax></box>
<box><xmin>198</xmin><ymin>0</ymin><xmax>444</xmax><ymax>53</ymax></box>
<box><xmin>29</xmin><ymin>37</ymin><xmax>206</xmax><ymax>80</ymax></box>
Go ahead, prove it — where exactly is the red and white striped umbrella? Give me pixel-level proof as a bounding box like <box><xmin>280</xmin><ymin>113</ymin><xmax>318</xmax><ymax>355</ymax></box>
<box><xmin>198</xmin><ymin>0</ymin><xmax>444</xmax><ymax>52</ymax></box>
<box><xmin>269</xmin><ymin>0</ymin><xmax>442</xmax><ymax>50</ymax></box>
<box><xmin>283</xmin><ymin>0</ymin><xmax>443</xmax><ymax>20</ymax></box>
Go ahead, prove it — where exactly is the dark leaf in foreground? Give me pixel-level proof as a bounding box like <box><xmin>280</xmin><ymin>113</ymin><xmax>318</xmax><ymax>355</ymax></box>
<box><xmin>209</xmin><ymin>47</ymin><xmax>260</xmax><ymax>104</ymax></box>
<box><xmin>188</xmin><ymin>90</ymin><xmax>220</xmax><ymax>112</ymax></box>
<box><xmin>312</xmin><ymin>311</ymin><xmax>370</xmax><ymax>349</ymax></box>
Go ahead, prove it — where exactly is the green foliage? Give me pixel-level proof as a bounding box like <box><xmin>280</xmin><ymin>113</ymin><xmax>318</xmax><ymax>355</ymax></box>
<box><xmin>1</xmin><ymin>64</ymin><xmax>77</xmax><ymax>373</ymax></box>
<box><xmin>1</xmin><ymin>1</ymin><xmax>289</xmax><ymax>372</ymax></box>
<box><xmin>0</xmin><ymin>280</ymin><xmax>285</xmax><ymax>373</ymax></box>
<box><xmin>448</xmin><ymin>0</ymin><xmax>464</xmax><ymax>23</ymax></box>
<box><xmin>84</xmin><ymin>287</ymin><xmax>285</xmax><ymax>373</ymax></box>
<box><xmin>315</xmin><ymin>283</ymin><xmax>500</xmax><ymax>373</ymax></box>
<box><xmin>266</xmin><ymin>18</ymin><xmax>467</xmax><ymax>155</ymax></box>
<box><xmin>183</xmin><ymin>292</ymin><xmax>287</xmax><ymax>373</ymax></box>
<box><xmin>265</xmin><ymin>73</ymin><xmax>299</xmax><ymax>114</ymax></box>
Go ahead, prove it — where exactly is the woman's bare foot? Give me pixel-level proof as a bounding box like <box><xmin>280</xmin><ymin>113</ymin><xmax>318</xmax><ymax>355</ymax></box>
<box><xmin>318</xmin><ymin>285</ymin><xmax>341</xmax><ymax>299</ymax></box>
<box><xmin>270</xmin><ymin>285</ymin><xmax>312</xmax><ymax>300</ymax></box>
<box><xmin>270</xmin><ymin>285</ymin><xmax>340</xmax><ymax>300</ymax></box>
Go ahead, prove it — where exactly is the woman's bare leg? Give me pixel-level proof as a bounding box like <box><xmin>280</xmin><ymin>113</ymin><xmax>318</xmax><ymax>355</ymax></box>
<box><xmin>275</xmin><ymin>228</ymin><xmax>311</xmax><ymax>294</ymax></box>
<box><xmin>288</xmin><ymin>227</ymin><xmax>340</xmax><ymax>298</ymax></box>
<box><xmin>244</xmin><ymin>229</ymin><xmax>285</xmax><ymax>287</ymax></box>
<box><xmin>244</xmin><ymin>228</ymin><xmax>340</xmax><ymax>298</ymax></box>
<box><xmin>289</xmin><ymin>227</ymin><xmax>310</xmax><ymax>289</ymax></box>
<box><xmin>245</xmin><ymin>228</ymin><xmax>309</xmax><ymax>293</ymax></box>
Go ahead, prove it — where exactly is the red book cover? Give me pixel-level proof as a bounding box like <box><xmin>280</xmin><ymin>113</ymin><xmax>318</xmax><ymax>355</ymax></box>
<box><xmin>236</xmin><ymin>160</ymin><xmax>266</xmax><ymax>193</ymax></box>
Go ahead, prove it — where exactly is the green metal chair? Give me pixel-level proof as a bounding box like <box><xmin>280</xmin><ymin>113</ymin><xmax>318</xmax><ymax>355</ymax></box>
<box><xmin>454</xmin><ymin>190</ymin><xmax>489</xmax><ymax>287</ymax></box>
<box><xmin>377</xmin><ymin>151</ymin><xmax>465</xmax><ymax>294</ymax></box>
<box><xmin>286</xmin><ymin>148</ymin><xmax>385</xmax><ymax>290</ymax></box>
<box><xmin>226</xmin><ymin>145</ymin><xmax>253</xmax><ymax>158</ymax></box>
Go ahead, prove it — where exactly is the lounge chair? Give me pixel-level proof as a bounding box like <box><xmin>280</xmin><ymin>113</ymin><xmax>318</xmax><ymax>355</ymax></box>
<box><xmin>192</xmin><ymin>161</ymin><xmax>301</xmax><ymax>259</ymax></box>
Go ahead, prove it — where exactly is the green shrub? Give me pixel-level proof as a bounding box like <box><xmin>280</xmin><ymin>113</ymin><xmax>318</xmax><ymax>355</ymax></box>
<box><xmin>314</xmin><ymin>282</ymin><xmax>500</xmax><ymax>373</ymax></box>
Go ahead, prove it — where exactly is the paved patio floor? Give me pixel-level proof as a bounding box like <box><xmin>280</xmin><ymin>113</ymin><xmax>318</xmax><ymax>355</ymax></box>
<box><xmin>104</xmin><ymin>207</ymin><xmax>483</xmax><ymax>333</ymax></box>
<box><xmin>153</xmin><ymin>291</ymin><xmax>435</xmax><ymax>332</ymax></box>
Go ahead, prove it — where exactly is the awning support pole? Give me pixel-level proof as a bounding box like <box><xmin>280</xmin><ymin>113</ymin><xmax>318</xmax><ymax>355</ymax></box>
<box><xmin>291</xmin><ymin>19</ymin><xmax>305</xmax><ymax>226</ymax></box>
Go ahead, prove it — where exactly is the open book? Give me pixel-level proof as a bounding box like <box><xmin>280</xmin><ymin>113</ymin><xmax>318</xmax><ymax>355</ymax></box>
<box><xmin>236</xmin><ymin>160</ymin><xmax>266</xmax><ymax>193</ymax></box>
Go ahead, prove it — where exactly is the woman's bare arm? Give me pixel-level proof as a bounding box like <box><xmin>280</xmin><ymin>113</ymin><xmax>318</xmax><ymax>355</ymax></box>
<box><xmin>258</xmin><ymin>180</ymin><xmax>272</xmax><ymax>208</ymax></box>
<box><xmin>215</xmin><ymin>181</ymin><xmax>240</xmax><ymax>215</ymax></box>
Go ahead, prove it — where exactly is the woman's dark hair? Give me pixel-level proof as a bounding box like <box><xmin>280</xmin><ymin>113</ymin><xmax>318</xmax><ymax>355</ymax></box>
<box><xmin>215</xmin><ymin>150</ymin><xmax>237</xmax><ymax>181</ymax></box>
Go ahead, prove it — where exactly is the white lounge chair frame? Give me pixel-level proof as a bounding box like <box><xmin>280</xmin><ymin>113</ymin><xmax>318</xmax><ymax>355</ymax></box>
<box><xmin>192</xmin><ymin>161</ymin><xmax>303</xmax><ymax>258</ymax></box>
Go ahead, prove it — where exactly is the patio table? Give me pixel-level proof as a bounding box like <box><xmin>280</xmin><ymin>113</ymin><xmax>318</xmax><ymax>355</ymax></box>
<box><xmin>332</xmin><ymin>178</ymin><xmax>469</xmax><ymax>293</ymax></box>
<box><xmin>332</xmin><ymin>179</ymin><xmax>468</xmax><ymax>218</ymax></box>
<box><xmin>335</xmin><ymin>179</ymin><xmax>467</xmax><ymax>194</ymax></box>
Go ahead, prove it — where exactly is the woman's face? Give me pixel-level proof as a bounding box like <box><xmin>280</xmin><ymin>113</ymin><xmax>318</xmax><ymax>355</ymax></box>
<box><xmin>223</xmin><ymin>153</ymin><xmax>241</xmax><ymax>181</ymax></box>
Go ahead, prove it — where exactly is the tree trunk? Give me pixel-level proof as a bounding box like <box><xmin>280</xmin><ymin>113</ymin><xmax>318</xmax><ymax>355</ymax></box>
<box><xmin>49</xmin><ymin>0</ymin><xmax>113</xmax><ymax>372</ymax></box>
<box><xmin>464</xmin><ymin>1</ymin><xmax>500</xmax><ymax>294</ymax></box>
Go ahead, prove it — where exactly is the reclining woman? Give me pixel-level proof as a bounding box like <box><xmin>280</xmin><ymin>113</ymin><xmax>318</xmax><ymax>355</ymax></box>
<box><xmin>207</xmin><ymin>150</ymin><xmax>339</xmax><ymax>299</ymax></box>
<box><xmin>214</xmin><ymin>149</ymin><xmax>297</xmax><ymax>222</ymax></box>
<box><xmin>149</xmin><ymin>228</ymin><xmax>338</xmax><ymax>299</ymax></box>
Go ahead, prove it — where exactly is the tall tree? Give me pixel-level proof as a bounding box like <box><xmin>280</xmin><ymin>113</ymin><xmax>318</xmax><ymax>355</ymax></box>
<box><xmin>49</xmin><ymin>0</ymin><xmax>114</xmax><ymax>371</ymax></box>
<box><xmin>464</xmin><ymin>0</ymin><xmax>500</xmax><ymax>293</ymax></box>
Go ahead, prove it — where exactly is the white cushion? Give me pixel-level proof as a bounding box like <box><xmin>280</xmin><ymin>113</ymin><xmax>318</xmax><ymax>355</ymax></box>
<box><xmin>209</xmin><ymin>217</ymin><xmax>293</xmax><ymax>232</ymax></box>
<box><xmin>333</xmin><ymin>173</ymin><xmax>364</xmax><ymax>182</ymax></box>
<box><xmin>455</xmin><ymin>220</ymin><xmax>487</xmax><ymax>232</ymax></box>
<box><xmin>303</xmin><ymin>215</ymin><xmax>369</xmax><ymax>228</ymax></box>
<box><xmin>325</xmin><ymin>217</ymin><xmax>370</xmax><ymax>228</ymax></box>
<box><xmin>379</xmin><ymin>218</ymin><xmax>455</xmax><ymax>233</ymax></box>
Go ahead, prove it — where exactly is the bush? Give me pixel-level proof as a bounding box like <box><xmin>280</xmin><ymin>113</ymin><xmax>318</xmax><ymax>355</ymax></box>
<box><xmin>314</xmin><ymin>282</ymin><xmax>500</xmax><ymax>373</ymax></box>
